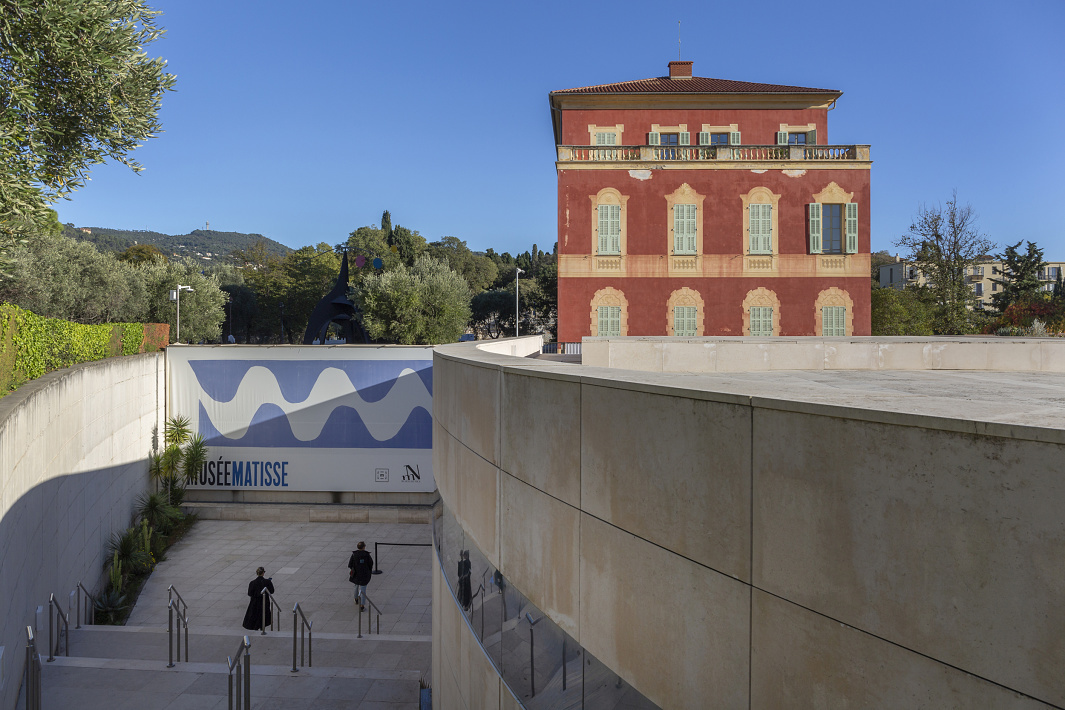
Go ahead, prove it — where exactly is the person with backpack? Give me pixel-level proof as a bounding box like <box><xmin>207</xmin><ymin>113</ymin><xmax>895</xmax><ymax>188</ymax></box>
<box><xmin>348</xmin><ymin>541</ymin><xmax>373</xmax><ymax>611</ymax></box>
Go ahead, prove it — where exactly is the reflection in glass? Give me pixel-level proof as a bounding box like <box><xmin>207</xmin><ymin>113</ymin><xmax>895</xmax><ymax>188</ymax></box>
<box><xmin>433</xmin><ymin>501</ymin><xmax>660</xmax><ymax>709</ymax></box>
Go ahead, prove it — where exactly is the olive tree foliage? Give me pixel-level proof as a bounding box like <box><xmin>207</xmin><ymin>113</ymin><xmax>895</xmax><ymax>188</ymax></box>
<box><xmin>0</xmin><ymin>230</ymin><xmax>149</xmax><ymax>323</ymax></box>
<box><xmin>354</xmin><ymin>255</ymin><xmax>472</xmax><ymax>344</ymax></box>
<box><xmin>894</xmin><ymin>191</ymin><xmax>995</xmax><ymax>334</ymax></box>
<box><xmin>0</xmin><ymin>231</ymin><xmax>227</xmax><ymax>341</ymax></box>
<box><xmin>141</xmin><ymin>261</ymin><xmax>227</xmax><ymax>343</ymax></box>
<box><xmin>0</xmin><ymin>0</ymin><xmax>175</xmax><ymax>256</ymax></box>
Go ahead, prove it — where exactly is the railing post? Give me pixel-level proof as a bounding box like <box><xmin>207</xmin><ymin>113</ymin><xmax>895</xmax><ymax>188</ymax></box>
<box><xmin>47</xmin><ymin>600</ymin><xmax>54</xmax><ymax>663</ymax></box>
<box><xmin>261</xmin><ymin>590</ymin><xmax>267</xmax><ymax>635</ymax></box>
<box><xmin>243</xmin><ymin>638</ymin><xmax>251</xmax><ymax>710</ymax></box>
<box><xmin>357</xmin><ymin>606</ymin><xmax>362</xmax><ymax>639</ymax></box>
<box><xmin>184</xmin><ymin>614</ymin><xmax>189</xmax><ymax>662</ymax></box>
<box><xmin>562</xmin><ymin>637</ymin><xmax>567</xmax><ymax>691</ymax></box>
<box><xmin>291</xmin><ymin>608</ymin><xmax>298</xmax><ymax>673</ymax></box>
<box><xmin>529</xmin><ymin>626</ymin><xmax>535</xmax><ymax>698</ymax></box>
<box><xmin>228</xmin><ymin>660</ymin><xmax>234</xmax><ymax>710</ymax></box>
<box><xmin>167</xmin><ymin>603</ymin><xmax>174</xmax><ymax>668</ymax></box>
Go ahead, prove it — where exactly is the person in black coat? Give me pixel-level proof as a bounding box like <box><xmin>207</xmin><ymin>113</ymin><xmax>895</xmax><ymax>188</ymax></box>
<box><xmin>348</xmin><ymin>541</ymin><xmax>373</xmax><ymax>611</ymax></box>
<box><xmin>457</xmin><ymin>550</ymin><xmax>472</xmax><ymax>611</ymax></box>
<box><xmin>242</xmin><ymin>567</ymin><xmax>274</xmax><ymax>631</ymax></box>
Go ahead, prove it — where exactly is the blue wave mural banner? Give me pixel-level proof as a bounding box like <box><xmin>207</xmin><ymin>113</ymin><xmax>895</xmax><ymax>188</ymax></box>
<box><xmin>167</xmin><ymin>345</ymin><xmax>435</xmax><ymax>492</ymax></box>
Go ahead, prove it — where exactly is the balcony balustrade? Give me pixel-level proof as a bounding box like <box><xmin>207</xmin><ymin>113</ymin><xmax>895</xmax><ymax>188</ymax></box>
<box><xmin>557</xmin><ymin>144</ymin><xmax>870</xmax><ymax>163</ymax></box>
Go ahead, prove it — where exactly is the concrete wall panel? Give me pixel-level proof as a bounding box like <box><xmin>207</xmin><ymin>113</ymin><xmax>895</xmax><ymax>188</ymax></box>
<box><xmin>578</xmin><ymin>513</ymin><xmax>750</xmax><ymax>710</ymax></box>
<box><xmin>581</xmin><ymin>383</ymin><xmax>751</xmax><ymax>580</ymax></box>
<box><xmin>500</xmin><ymin>372</ymin><xmax>581</xmax><ymax>507</ymax></box>
<box><xmin>435</xmin><ymin>356</ymin><xmax>500</xmax><ymax>465</ymax></box>
<box><xmin>753</xmin><ymin>407</ymin><xmax>1065</xmax><ymax>707</ymax></box>
<box><xmin>751</xmin><ymin>589</ymin><xmax>1053</xmax><ymax>709</ymax></box>
<box><xmin>500</xmin><ymin>474</ymin><xmax>581</xmax><ymax>638</ymax></box>
<box><xmin>441</xmin><ymin>425</ymin><xmax>500</xmax><ymax>567</ymax></box>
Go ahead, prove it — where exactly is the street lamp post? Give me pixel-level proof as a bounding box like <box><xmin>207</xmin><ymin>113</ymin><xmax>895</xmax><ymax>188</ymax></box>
<box><xmin>515</xmin><ymin>268</ymin><xmax>524</xmax><ymax>337</ymax></box>
<box><xmin>169</xmin><ymin>285</ymin><xmax>194</xmax><ymax>343</ymax></box>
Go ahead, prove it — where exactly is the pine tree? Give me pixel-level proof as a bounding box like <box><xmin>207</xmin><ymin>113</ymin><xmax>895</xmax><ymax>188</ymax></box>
<box><xmin>990</xmin><ymin>241</ymin><xmax>1045</xmax><ymax>313</ymax></box>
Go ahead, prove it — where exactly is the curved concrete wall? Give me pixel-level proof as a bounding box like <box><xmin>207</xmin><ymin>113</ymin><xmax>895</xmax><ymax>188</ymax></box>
<box><xmin>432</xmin><ymin>338</ymin><xmax>1064</xmax><ymax>709</ymax></box>
<box><xmin>0</xmin><ymin>354</ymin><xmax>164</xmax><ymax>709</ymax></box>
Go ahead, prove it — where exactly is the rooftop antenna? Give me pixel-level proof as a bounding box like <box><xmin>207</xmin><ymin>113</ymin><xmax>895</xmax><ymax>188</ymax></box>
<box><xmin>678</xmin><ymin>20</ymin><xmax>682</xmax><ymax>60</ymax></box>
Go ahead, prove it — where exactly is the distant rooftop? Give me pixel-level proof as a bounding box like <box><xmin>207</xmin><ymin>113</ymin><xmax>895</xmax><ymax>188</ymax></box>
<box><xmin>552</xmin><ymin>60</ymin><xmax>838</xmax><ymax>95</ymax></box>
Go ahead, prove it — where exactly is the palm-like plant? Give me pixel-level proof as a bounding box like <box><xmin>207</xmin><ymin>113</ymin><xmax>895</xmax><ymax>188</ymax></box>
<box><xmin>108</xmin><ymin>527</ymin><xmax>152</xmax><ymax>576</ymax></box>
<box><xmin>137</xmin><ymin>492</ymin><xmax>180</xmax><ymax>534</ymax></box>
<box><xmin>164</xmin><ymin>415</ymin><xmax>191</xmax><ymax>449</ymax></box>
<box><xmin>181</xmin><ymin>433</ymin><xmax>208</xmax><ymax>486</ymax></box>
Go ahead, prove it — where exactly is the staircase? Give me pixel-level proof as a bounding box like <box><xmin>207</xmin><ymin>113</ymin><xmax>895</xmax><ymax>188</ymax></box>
<box><xmin>28</xmin><ymin>518</ymin><xmax>433</xmax><ymax>709</ymax></box>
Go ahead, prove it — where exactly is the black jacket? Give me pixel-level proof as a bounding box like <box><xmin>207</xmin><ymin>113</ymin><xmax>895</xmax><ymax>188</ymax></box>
<box><xmin>348</xmin><ymin>549</ymin><xmax>374</xmax><ymax>585</ymax></box>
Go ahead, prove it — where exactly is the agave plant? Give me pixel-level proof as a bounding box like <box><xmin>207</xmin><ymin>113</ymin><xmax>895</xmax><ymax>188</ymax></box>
<box><xmin>95</xmin><ymin>588</ymin><xmax>128</xmax><ymax>625</ymax></box>
<box><xmin>164</xmin><ymin>415</ymin><xmax>192</xmax><ymax>449</ymax></box>
<box><xmin>136</xmin><ymin>491</ymin><xmax>181</xmax><ymax>534</ymax></box>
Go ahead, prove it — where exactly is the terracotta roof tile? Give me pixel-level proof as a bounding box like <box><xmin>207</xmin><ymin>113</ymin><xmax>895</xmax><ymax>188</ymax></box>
<box><xmin>552</xmin><ymin>76</ymin><xmax>837</xmax><ymax>95</ymax></box>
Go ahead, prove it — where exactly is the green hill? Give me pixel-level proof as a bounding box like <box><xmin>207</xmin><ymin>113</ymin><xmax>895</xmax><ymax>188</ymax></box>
<box><xmin>62</xmin><ymin>225</ymin><xmax>292</xmax><ymax>265</ymax></box>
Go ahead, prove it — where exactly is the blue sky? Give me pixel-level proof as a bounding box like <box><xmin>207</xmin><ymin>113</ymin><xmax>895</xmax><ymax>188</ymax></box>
<box><xmin>56</xmin><ymin>0</ymin><xmax>1065</xmax><ymax>259</ymax></box>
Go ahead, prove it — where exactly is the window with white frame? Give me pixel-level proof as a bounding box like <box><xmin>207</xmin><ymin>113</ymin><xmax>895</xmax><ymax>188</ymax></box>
<box><xmin>822</xmin><ymin>306</ymin><xmax>846</xmax><ymax>336</ymax></box>
<box><xmin>750</xmin><ymin>307</ymin><xmax>773</xmax><ymax>337</ymax></box>
<box><xmin>597</xmin><ymin>306</ymin><xmax>621</xmax><ymax>337</ymax></box>
<box><xmin>598</xmin><ymin>204</ymin><xmax>621</xmax><ymax>255</ymax></box>
<box><xmin>674</xmin><ymin>306</ymin><xmax>697</xmax><ymax>337</ymax></box>
<box><xmin>749</xmin><ymin>203</ymin><xmax>772</xmax><ymax>254</ymax></box>
<box><xmin>673</xmin><ymin>204</ymin><xmax>697</xmax><ymax>254</ymax></box>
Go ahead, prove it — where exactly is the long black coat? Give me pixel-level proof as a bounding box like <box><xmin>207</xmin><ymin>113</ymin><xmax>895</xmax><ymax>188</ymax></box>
<box><xmin>242</xmin><ymin>576</ymin><xmax>275</xmax><ymax>631</ymax></box>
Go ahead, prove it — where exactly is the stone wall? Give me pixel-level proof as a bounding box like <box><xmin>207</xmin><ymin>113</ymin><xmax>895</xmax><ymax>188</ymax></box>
<box><xmin>0</xmin><ymin>354</ymin><xmax>164</xmax><ymax>710</ymax></box>
<box><xmin>583</xmin><ymin>335</ymin><xmax>1065</xmax><ymax>372</ymax></box>
<box><xmin>431</xmin><ymin>338</ymin><xmax>1064</xmax><ymax>709</ymax></box>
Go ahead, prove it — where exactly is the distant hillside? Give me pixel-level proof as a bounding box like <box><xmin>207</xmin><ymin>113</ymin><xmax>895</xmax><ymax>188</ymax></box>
<box><xmin>62</xmin><ymin>225</ymin><xmax>292</xmax><ymax>265</ymax></box>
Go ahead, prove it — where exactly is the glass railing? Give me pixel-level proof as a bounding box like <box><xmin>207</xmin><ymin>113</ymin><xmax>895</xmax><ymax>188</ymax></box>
<box><xmin>433</xmin><ymin>501</ymin><xmax>659</xmax><ymax>709</ymax></box>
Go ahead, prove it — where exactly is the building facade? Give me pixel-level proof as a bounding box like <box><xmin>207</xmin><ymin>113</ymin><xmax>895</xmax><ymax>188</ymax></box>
<box><xmin>880</xmin><ymin>257</ymin><xmax>1064</xmax><ymax>309</ymax></box>
<box><xmin>550</xmin><ymin>61</ymin><xmax>872</xmax><ymax>340</ymax></box>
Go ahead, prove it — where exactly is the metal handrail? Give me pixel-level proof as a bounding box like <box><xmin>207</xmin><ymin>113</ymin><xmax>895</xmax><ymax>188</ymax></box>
<box><xmin>47</xmin><ymin>593</ymin><xmax>69</xmax><ymax>661</ymax></box>
<box><xmin>357</xmin><ymin>593</ymin><xmax>382</xmax><ymax>638</ymax></box>
<box><xmin>25</xmin><ymin>627</ymin><xmax>42</xmax><ymax>710</ymax></box>
<box><xmin>72</xmin><ymin>581</ymin><xmax>96</xmax><ymax>628</ymax></box>
<box><xmin>227</xmin><ymin>635</ymin><xmax>251</xmax><ymax>710</ymax></box>
<box><xmin>167</xmin><ymin>599</ymin><xmax>190</xmax><ymax>667</ymax></box>
<box><xmin>290</xmin><ymin>603</ymin><xmax>313</xmax><ymax>672</ymax></box>
<box><xmin>260</xmin><ymin>588</ymin><xmax>283</xmax><ymax>635</ymax></box>
<box><xmin>168</xmin><ymin>584</ymin><xmax>189</xmax><ymax>619</ymax></box>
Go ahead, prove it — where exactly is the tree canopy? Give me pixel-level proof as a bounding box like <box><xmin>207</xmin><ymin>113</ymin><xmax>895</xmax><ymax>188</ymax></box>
<box><xmin>894</xmin><ymin>191</ymin><xmax>995</xmax><ymax>334</ymax></box>
<box><xmin>0</xmin><ymin>0</ymin><xmax>175</xmax><ymax>247</ymax></box>
<box><xmin>354</xmin><ymin>255</ymin><xmax>471</xmax><ymax>344</ymax></box>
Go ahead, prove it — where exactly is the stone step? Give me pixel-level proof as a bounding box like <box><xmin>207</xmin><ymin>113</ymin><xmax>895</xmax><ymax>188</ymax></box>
<box><xmin>40</xmin><ymin>657</ymin><xmax>422</xmax><ymax>709</ymax></box>
<box><xmin>58</xmin><ymin>624</ymin><xmax>430</xmax><ymax>672</ymax></box>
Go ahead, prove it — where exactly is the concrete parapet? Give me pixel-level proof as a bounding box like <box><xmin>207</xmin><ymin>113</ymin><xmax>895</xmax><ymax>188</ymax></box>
<box><xmin>0</xmin><ymin>354</ymin><xmax>164</xmax><ymax>710</ymax></box>
<box><xmin>432</xmin><ymin>336</ymin><xmax>1065</xmax><ymax>709</ymax></box>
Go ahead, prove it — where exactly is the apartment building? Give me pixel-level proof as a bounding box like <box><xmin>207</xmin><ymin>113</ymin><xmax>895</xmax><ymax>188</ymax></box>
<box><xmin>879</xmin><ymin>257</ymin><xmax>1064</xmax><ymax>309</ymax></box>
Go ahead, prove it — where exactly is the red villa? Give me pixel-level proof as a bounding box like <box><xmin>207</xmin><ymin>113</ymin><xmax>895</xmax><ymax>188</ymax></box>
<box><xmin>549</xmin><ymin>61</ymin><xmax>872</xmax><ymax>339</ymax></box>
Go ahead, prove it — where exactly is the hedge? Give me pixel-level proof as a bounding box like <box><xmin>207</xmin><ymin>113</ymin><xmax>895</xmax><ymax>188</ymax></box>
<box><xmin>0</xmin><ymin>303</ymin><xmax>169</xmax><ymax>394</ymax></box>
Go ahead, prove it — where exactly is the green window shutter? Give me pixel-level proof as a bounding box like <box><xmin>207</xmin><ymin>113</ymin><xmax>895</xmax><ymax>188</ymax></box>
<box><xmin>807</xmin><ymin>129</ymin><xmax>817</xmax><ymax>145</ymax></box>
<box><xmin>648</xmin><ymin>132</ymin><xmax>660</xmax><ymax>145</ymax></box>
<box><xmin>599</xmin><ymin>306</ymin><xmax>621</xmax><ymax>337</ymax></box>
<box><xmin>698</xmin><ymin>132</ymin><xmax>709</xmax><ymax>145</ymax></box>
<box><xmin>675</xmin><ymin>306</ymin><xmax>696</xmax><ymax>337</ymax></box>
<box><xmin>595</xmin><ymin>132</ymin><xmax>616</xmax><ymax>145</ymax></box>
<box><xmin>845</xmin><ymin>203</ymin><xmax>858</xmax><ymax>253</ymax></box>
<box><xmin>729</xmin><ymin>131</ymin><xmax>741</xmax><ymax>145</ymax></box>
<box><xmin>679</xmin><ymin>132</ymin><xmax>690</xmax><ymax>145</ymax></box>
<box><xmin>598</xmin><ymin>204</ymin><xmax>620</xmax><ymax>254</ymax></box>
<box><xmin>776</xmin><ymin>131</ymin><xmax>788</xmax><ymax>145</ymax></box>
<box><xmin>674</xmin><ymin>204</ymin><xmax>696</xmax><ymax>254</ymax></box>
<box><xmin>751</xmin><ymin>307</ymin><xmax>773</xmax><ymax>337</ymax></box>
<box><xmin>808</xmin><ymin>203</ymin><xmax>822</xmax><ymax>254</ymax></box>
<box><xmin>823</xmin><ymin>306</ymin><xmax>846</xmax><ymax>336</ymax></box>
<box><xmin>750</xmin><ymin>204</ymin><xmax>772</xmax><ymax>254</ymax></box>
